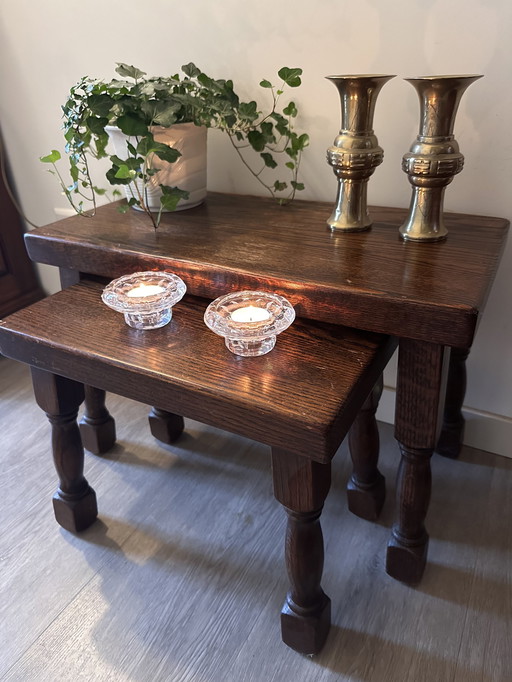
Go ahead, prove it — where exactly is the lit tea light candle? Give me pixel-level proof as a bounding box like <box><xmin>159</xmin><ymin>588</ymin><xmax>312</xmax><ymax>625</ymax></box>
<box><xmin>204</xmin><ymin>290</ymin><xmax>295</xmax><ymax>357</ymax></box>
<box><xmin>126</xmin><ymin>284</ymin><xmax>166</xmax><ymax>298</ymax></box>
<box><xmin>102</xmin><ymin>271</ymin><xmax>186</xmax><ymax>330</ymax></box>
<box><xmin>230</xmin><ymin>305</ymin><xmax>271</xmax><ymax>323</ymax></box>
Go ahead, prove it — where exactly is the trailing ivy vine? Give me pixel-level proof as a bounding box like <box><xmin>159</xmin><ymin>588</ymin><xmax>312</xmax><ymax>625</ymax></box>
<box><xmin>41</xmin><ymin>63</ymin><xmax>309</xmax><ymax>228</ymax></box>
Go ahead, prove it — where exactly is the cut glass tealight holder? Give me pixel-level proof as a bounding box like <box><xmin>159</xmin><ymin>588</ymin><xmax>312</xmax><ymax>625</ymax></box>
<box><xmin>204</xmin><ymin>290</ymin><xmax>295</xmax><ymax>356</ymax></box>
<box><xmin>101</xmin><ymin>271</ymin><xmax>186</xmax><ymax>329</ymax></box>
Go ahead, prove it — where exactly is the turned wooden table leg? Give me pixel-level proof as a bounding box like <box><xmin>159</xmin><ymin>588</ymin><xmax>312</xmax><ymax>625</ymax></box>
<box><xmin>31</xmin><ymin>367</ymin><xmax>98</xmax><ymax>533</ymax></box>
<box><xmin>148</xmin><ymin>407</ymin><xmax>185</xmax><ymax>444</ymax></box>
<box><xmin>271</xmin><ymin>448</ymin><xmax>332</xmax><ymax>655</ymax></box>
<box><xmin>79</xmin><ymin>386</ymin><xmax>116</xmax><ymax>455</ymax></box>
<box><xmin>386</xmin><ymin>339</ymin><xmax>447</xmax><ymax>584</ymax></box>
<box><xmin>59</xmin><ymin>271</ymin><xmax>116</xmax><ymax>456</ymax></box>
<box><xmin>436</xmin><ymin>346</ymin><xmax>469</xmax><ymax>459</ymax></box>
<box><xmin>347</xmin><ymin>375</ymin><xmax>385</xmax><ymax>521</ymax></box>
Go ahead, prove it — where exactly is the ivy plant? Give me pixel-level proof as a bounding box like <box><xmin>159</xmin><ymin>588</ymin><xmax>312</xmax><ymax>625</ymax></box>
<box><xmin>41</xmin><ymin>62</ymin><xmax>309</xmax><ymax>228</ymax></box>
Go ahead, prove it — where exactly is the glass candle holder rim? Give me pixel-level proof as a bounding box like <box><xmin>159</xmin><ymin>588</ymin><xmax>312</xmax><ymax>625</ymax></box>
<box><xmin>204</xmin><ymin>290</ymin><xmax>296</xmax><ymax>341</ymax></box>
<box><xmin>101</xmin><ymin>271</ymin><xmax>187</xmax><ymax>314</ymax></box>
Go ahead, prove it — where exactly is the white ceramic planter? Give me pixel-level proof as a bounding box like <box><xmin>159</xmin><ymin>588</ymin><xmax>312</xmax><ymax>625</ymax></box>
<box><xmin>107</xmin><ymin>123</ymin><xmax>207</xmax><ymax>212</ymax></box>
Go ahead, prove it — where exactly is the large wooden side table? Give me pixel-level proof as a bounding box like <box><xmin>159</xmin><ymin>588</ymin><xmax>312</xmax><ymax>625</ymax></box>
<box><xmin>25</xmin><ymin>193</ymin><xmax>509</xmax><ymax>583</ymax></box>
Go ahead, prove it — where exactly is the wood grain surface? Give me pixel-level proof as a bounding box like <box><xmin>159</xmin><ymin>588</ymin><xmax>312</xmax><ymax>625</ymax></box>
<box><xmin>24</xmin><ymin>193</ymin><xmax>509</xmax><ymax>347</ymax></box>
<box><xmin>0</xmin><ymin>280</ymin><xmax>395</xmax><ymax>462</ymax></box>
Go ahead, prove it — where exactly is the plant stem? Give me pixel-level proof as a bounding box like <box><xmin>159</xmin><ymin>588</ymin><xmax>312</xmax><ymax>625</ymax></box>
<box><xmin>227</xmin><ymin>134</ymin><xmax>276</xmax><ymax>200</ymax></box>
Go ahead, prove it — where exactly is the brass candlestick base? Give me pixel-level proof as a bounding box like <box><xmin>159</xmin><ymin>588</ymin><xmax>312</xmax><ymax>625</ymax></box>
<box><xmin>399</xmin><ymin>75</ymin><xmax>482</xmax><ymax>242</ymax></box>
<box><xmin>326</xmin><ymin>74</ymin><xmax>395</xmax><ymax>232</ymax></box>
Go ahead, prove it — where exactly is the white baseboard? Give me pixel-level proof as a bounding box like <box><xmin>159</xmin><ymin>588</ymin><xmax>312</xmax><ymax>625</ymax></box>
<box><xmin>376</xmin><ymin>386</ymin><xmax>512</xmax><ymax>459</ymax></box>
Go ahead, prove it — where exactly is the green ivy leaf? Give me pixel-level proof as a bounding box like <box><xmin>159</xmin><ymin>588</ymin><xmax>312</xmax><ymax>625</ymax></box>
<box><xmin>296</xmin><ymin>133</ymin><xmax>310</xmax><ymax>149</ymax></box>
<box><xmin>160</xmin><ymin>195</ymin><xmax>181</xmax><ymax>211</ymax></box>
<box><xmin>110</xmin><ymin>155</ymin><xmax>141</xmax><ymax>171</ymax></box>
<box><xmin>181</xmin><ymin>62</ymin><xmax>201</xmax><ymax>78</ymax></box>
<box><xmin>161</xmin><ymin>185</ymin><xmax>189</xmax><ymax>197</ymax></box>
<box><xmin>159</xmin><ymin>185</ymin><xmax>190</xmax><ymax>211</ymax></box>
<box><xmin>114</xmin><ymin>164</ymin><xmax>137</xmax><ymax>180</ymax></box>
<box><xmin>271</xmin><ymin>112</ymin><xmax>289</xmax><ymax>136</ymax></box>
<box><xmin>170</xmin><ymin>92</ymin><xmax>202</xmax><ymax>109</ymax></box>
<box><xmin>135</xmin><ymin>136</ymin><xmax>181</xmax><ymax>164</ymax></box>
<box><xmin>260</xmin><ymin>152</ymin><xmax>277</xmax><ymax>169</ymax></box>
<box><xmin>223</xmin><ymin>113</ymin><xmax>237</xmax><ymax>128</ymax></box>
<box><xmin>271</xmin><ymin>112</ymin><xmax>288</xmax><ymax>124</ymax></box>
<box><xmin>260</xmin><ymin>121</ymin><xmax>275</xmax><ymax>142</ymax></box>
<box><xmin>151</xmin><ymin>142</ymin><xmax>181</xmax><ymax>164</ymax></box>
<box><xmin>95</xmin><ymin>134</ymin><xmax>109</xmax><ymax>158</ymax></box>
<box><xmin>285</xmin><ymin>161</ymin><xmax>295</xmax><ymax>170</ymax></box>
<box><xmin>197</xmin><ymin>73</ymin><xmax>218</xmax><ymax>90</ymax></box>
<box><xmin>85</xmin><ymin>116</ymin><xmax>108</xmax><ymax>135</ymax></box>
<box><xmin>139</xmin><ymin>82</ymin><xmax>156</xmax><ymax>97</ymax></box>
<box><xmin>87</xmin><ymin>94</ymin><xmax>115</xmax><ymax>117</ymax></box>
<box><xmin>291</xmin><ymin>181</ymin><xmax>305</xmax><ymax>191</ymax></box>
<box><xmin>259</xmin><ymin>79</ymin><xmax>272</xmax><ymax>88</ymax></box>
<box><xmin>106</xmin><ymin>167</ymin><xmax>132</xmax><ymax>185</ymax></box>
<box><xmin>115</xmin><ymin>63</ymin><xmax>146</xmax><ymax>80</ymax></box>
<box><xmin>148</xmin><ymin>102</ymin><xmax>181</xmax><ymax>127</ymax></box>
<box><xmin>116</xmin><ymin>113</ymin><xmax>148</xmax><ymax>137</ymax></box>
<box><xmin>278</xmin><ymin>67</ymin><xmax>302</xmax><ymax>88</ymax></box>
<box><xmin>40</xmin><ymin>150</ymin><xmax>61</xmax><ymax>163</ymax></box>
<box><xmin>134</xmin><ymin>137</ymin><xmax>158</xmax><ymax>157</ymax></box>
<box><xmin>69</xmin><ymin>163</ymin><xmax>79</xmax><ymax>183</ymax></box>
<box><xmin>247</xmin><ymin>130</ymin><xmax>266</xmax><ymax>152</ymax></box>
<box><xmin>239</xmin><ymin>101</ymin><xmax>259</xmax><ymax>122</ymax></box>
<box><xmin>283</xmin><ymin>101</ymin><xmax>298</xmax><ymax>117</ymax></box>
<box><xmin>273</xmin><ymin>180</ymin><xmax>288</xmax><ymax>192</ymax></box>
<box><xmin>109</xmin><ymin>155</ymin><xmax>125</xmax><ymax>167</ymax></box>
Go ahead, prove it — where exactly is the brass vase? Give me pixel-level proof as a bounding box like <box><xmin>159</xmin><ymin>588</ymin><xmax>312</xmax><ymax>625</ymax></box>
<box><xmin>326</xmin><ymin>74</ymin><xmax>395</xmax><ymax>232</ymax></box>
<box><xmin>399</xmin><ymin>75</ymin><xmax>482</xmax><ymax>242</ymax></box>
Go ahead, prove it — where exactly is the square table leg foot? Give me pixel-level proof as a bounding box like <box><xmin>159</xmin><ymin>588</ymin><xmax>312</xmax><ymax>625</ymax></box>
<box><xmin>280</xmin><ymin>594</ymin><xmax>331</xmax><ymax>655</ymax></box>
<box><xmin>52</xmin><ymin>487</ymin><xmax>98</xmax><ymax>533</ymax></box>
<box><xmin>148</xmin><ymin>409</ymin><xmax>185</xmax><ymax>444</ymax></box>
<box><xmin>347</xmin><ymin>473</ymin><xmax>385</xmax><ymax>521</ymax></box>
<box><xmin>79</xmin><ymin>417</ymin><xmax>116</xmax><ymax>455</ymax></box>
<box><xmin>386</xmin><ymin>534</ymin><xmax>428</xmax><ymax>584</ymax></box>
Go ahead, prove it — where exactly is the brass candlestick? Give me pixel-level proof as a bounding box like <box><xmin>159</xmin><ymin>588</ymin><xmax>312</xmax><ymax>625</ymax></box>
<box><xmin>326</xmin><ymin>74</ymin><xmax>395</xmax><ymax>232</ymax></box>
<box><xmin>399</xmin><ymin>74</ymin><xmax>483</xmax><ymax>242</ymax></box>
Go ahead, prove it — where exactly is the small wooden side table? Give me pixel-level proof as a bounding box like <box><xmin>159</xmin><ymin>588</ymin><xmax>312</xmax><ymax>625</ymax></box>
<box><xmin>0</xmin><ymin>280</ymin><xmax>396</xmax><ymax>654</ymax></box>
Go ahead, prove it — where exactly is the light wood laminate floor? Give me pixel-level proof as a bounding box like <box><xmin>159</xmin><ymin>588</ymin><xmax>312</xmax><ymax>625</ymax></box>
<box><xmin>1</xmin><ymin>356</ymin><xmax>511</xmax><ymax>682</ymax></box>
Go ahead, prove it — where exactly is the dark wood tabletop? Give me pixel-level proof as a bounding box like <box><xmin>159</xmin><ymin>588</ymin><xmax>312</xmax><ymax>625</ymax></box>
<box><xmin>25</xmin><ymin>192</ymin><xmax>509</xmax><ymax>347</ymax></box>
<box><xmin>0</xmin><ymin>279</ymin><xmax>395</xmax><ymax>462</ymax></box>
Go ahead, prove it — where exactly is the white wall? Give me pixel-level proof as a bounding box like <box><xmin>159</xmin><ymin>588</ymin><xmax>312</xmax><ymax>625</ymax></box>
<box><xmin>1</xmin><ymin>0</ymin><xmax>511</xmax><ymax>455</ymax></box>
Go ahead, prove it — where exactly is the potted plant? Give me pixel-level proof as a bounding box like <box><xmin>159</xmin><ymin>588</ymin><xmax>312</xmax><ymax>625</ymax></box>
<box><xmin>41</xmin><ymin>62</ymin><xmax>309</xmax><ymax>228</ymax></box>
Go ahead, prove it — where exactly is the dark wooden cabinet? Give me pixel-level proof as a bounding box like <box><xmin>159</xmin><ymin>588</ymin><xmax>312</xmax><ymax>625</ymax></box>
<box><xmin>0</xmin><ymin>140</ymin><xmax>44</xmax><ymax>317</ymax></box>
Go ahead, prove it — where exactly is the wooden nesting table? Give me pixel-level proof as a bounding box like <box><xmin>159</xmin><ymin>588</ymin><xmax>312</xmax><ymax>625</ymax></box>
<box><xmin>21</xmin><ymin>193</ymin><xmax>509</xmax><ymax>587</ymax></box>
<box><xmin>0</xmin><ymin>279</ymin><xmax>396</xmax><ymax>654</ymax></box>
